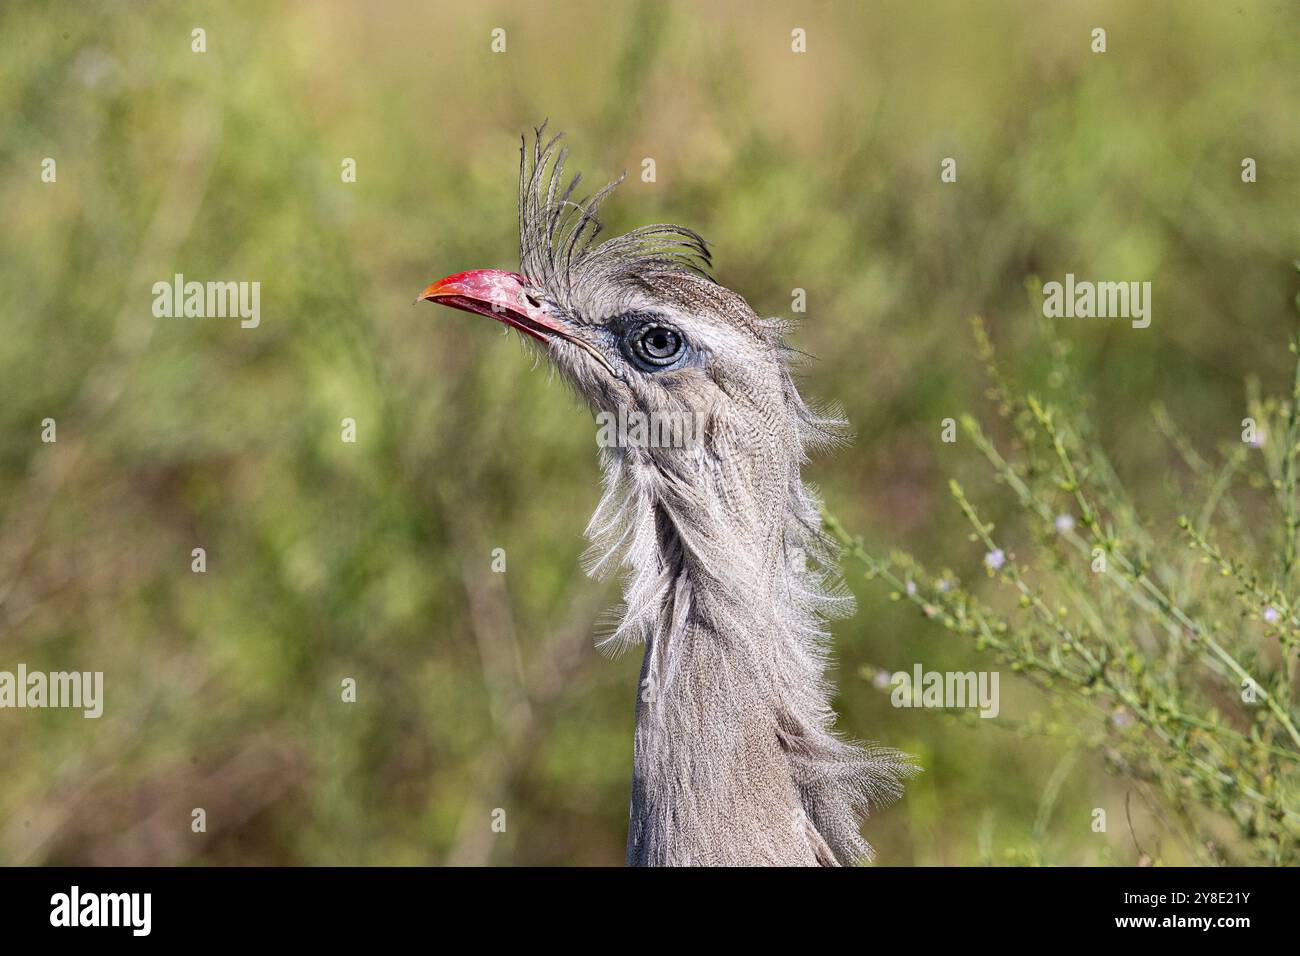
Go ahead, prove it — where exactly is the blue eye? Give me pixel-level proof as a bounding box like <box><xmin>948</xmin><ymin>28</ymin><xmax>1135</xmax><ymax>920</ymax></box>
<box><xmin>628</xmin><ymin>324</ymin><xmax>685</xmax><ymax>369</ymax></box>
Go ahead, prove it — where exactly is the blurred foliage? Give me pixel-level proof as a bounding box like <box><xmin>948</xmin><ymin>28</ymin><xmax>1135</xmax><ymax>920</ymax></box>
<box><xmin>831</xmin><ymin>312</ymin><xmax>1300</xmax><ymax>866</ymax></box>
<box><xmin>1</xmin><ymin>0</ymin><xmax>1297</xmax><ymax>865</ymax></box>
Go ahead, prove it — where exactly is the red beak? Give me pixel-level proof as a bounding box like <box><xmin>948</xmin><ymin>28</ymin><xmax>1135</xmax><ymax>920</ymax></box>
<box><xmin>418</xmin><ymin>268</ymin><xmax>621</xmax><ymax>377</ymax></box>
<box><xmin>417</xmin><ymin>269</ymin><xmax>563</xmax><ymax>343</ymax></box>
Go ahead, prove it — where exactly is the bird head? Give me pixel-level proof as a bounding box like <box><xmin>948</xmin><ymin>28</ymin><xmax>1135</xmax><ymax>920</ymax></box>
<box><xmin>419</xmin><ymin>126</ymin><xmax>818</xmax><ymax>469</ymax></box>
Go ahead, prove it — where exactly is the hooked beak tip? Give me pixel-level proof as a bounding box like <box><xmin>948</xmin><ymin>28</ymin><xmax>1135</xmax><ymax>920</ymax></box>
<box><xmin>417</xmin><ymin>277</ymin><xmax>452</xmax><ymax>303</ymax></box>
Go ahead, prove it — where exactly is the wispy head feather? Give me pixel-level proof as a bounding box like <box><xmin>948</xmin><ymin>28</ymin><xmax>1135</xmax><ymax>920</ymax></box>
<box><xmin>518</xmin><ymin>122</ymin><xmax>713</xmax><ymax>309</ymax></box>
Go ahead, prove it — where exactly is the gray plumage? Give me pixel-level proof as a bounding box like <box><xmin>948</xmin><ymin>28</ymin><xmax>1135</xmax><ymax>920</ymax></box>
<box><xmin>442</xmin><ymin>125</ymin><xmax>917</xmax><ymax>865</ymax></box>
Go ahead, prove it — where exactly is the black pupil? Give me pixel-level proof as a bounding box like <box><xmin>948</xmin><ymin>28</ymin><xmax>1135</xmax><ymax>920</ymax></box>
<box><xmin>645</xmin><ymin>329</ymin><xmax>676</xmax><ymax>357</ymax></box>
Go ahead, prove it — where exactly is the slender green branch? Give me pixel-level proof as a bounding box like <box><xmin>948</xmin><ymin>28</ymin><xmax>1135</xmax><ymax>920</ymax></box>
<box><xmin>826</xmin><ymin>309</ymin><xmax>1300</xmax><ymax>863</ymax></box>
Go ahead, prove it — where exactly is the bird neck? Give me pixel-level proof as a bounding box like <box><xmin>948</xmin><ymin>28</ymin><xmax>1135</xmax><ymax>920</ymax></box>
<box><xmin>585</xmin><ymin>444</ymin><xmax>881</xmax><ymax>865</ymax></box>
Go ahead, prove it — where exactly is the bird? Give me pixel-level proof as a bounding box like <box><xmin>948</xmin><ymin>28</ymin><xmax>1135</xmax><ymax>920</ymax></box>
<box><xmin>420</xmin><ymin>124</ymin><xmax>916</xmax><ymax>866</ymax></box>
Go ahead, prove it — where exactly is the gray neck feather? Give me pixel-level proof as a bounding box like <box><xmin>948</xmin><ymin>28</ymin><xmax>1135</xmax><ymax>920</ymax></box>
<box><xmin>582</xmin><ymin>372</ymin><xmax>913</xmax><ymax>866</ymax></box>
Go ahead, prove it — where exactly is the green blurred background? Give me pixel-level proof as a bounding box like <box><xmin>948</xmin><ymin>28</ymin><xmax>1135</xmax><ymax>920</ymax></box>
<box><xmin>1</xmin><ymin>0</ymin><xmax>1297</xmax><ymax>865</ymax></box>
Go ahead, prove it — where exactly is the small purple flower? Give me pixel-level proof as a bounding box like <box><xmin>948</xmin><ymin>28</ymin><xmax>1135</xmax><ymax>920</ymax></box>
<box><xmin>872</xmin><ymin>669</ymin><xmax>893</xmax><ymax>690</ymax></box>
<box><xmin>1054</xmin><ymin>513</ymin><xmax>1075</xmax><ymax>534</ymax></box>
<box><xmin>937</xmin><ymin>578</ymin><xmax>953</xmax><ymax>593</ymax></box>
<box><xmin>1263</xmin><ymin>605</ymin><xmax>1281</xmax><ymax>624</ymax></box>
<box><xmin>905</xmin><ymin>579</ymin><xmax>917</xmax><ymax>596</ymax></box>
<box><xmin>984</xmin><ymin>548</ymin><xmax>1006</xmax><ymax>571</ymax></box>
<box><xmin>1111</xmin><ymin>708</ymin><xmax>1132</xmax><ymax>728</ymax></box>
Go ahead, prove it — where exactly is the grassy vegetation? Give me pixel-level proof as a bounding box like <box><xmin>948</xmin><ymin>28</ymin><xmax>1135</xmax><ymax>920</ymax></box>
<box><xmin>829</xmin><ymin>309</ymin><xmax>1300</xmax><ymax>865</ymax></box>
<box><xmin>1</xmin><ymin>0</ymin><xmax>1297</xmax><ymax>864</ymax></box>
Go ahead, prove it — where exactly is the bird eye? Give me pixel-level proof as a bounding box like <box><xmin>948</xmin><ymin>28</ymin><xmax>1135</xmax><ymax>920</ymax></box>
<box><xmin>630</xmin><ymin>324</ymin><xmax>685</xmax><ymax>368</ymax></box>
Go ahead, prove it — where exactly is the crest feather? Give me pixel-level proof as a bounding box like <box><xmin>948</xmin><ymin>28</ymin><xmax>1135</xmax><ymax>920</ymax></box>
<box><xmin>518</xmin><ymin>122</ymin><xmax>713</xmax><ymax>308</ymax></box>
